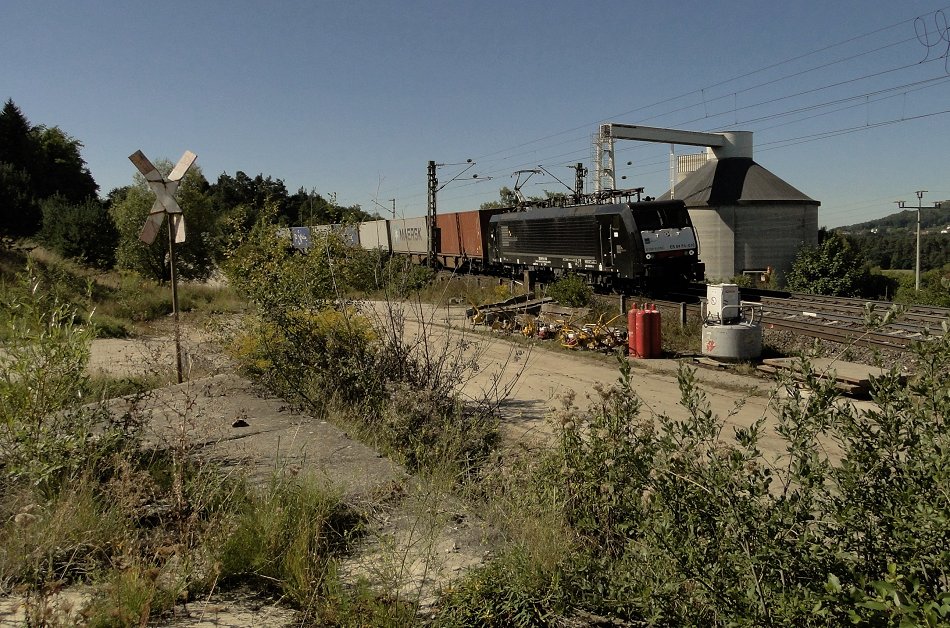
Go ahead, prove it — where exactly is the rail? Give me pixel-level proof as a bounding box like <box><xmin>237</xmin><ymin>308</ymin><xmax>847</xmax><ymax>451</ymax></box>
<box><xmin>656</xmin><ymin>286</ymin><xmax>950</xmax><ymax>352</ymax></box>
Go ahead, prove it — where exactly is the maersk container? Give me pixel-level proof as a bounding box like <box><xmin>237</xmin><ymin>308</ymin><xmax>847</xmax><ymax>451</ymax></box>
<box><xmin>358</xmin><ymin>220</ymin><xmax>391</xmax><ymax>253</ymax></box>
<box><xmin>389</xmin><ymin>216</ymin><xmax>429</xmax><ymax>255</ymax></box>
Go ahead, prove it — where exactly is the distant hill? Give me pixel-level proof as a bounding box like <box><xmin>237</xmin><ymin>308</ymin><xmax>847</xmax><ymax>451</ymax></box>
<box><xmin>830</xmin><ymin>200</ymin><xmax>950</xmax><ymax>271</ymax></box>
<box><xmin>839</xmin><ymin>201</ymin><xmax>950</xmax><ymax>233</ymax></box>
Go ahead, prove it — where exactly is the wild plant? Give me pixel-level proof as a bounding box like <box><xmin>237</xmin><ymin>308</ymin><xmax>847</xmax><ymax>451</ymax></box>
<box><xmin>439</xmin><ymin>322</ymin><xmax>950</xmax><ymax>625</ymax></box>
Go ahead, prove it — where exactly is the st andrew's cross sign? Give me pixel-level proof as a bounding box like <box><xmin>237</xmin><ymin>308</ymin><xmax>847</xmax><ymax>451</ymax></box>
<box><xmin>129</xmin><ymin>149</ymin><xmax>196</xmax><ymax>244</ymax></box>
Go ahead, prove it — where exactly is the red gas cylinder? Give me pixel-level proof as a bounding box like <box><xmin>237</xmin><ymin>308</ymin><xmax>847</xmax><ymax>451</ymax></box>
<box><xmin>627</xmin><ymin>304</ymin><xmax>639</xmax><ymax>355</ymax></box>
<box><xmin>634</xmin><ymin>307</ymin><xmax>651</xmax><ymax>359</ymax></box>
<box><xmin>649</xmin><ymin>304</ymin><xmax>662</xmax><ymax>358</ymax></box>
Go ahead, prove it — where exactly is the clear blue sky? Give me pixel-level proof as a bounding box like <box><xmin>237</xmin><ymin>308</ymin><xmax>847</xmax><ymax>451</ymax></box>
<box><xmin>3</xmin><ymin>0</ymin><xmax>950</xmax><ymax>228</ymax></box>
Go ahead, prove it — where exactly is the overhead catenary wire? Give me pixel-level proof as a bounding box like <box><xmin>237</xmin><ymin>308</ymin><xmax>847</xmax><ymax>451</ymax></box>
<box><xmin>368</xmin><ymin>6</ymin><xmax>950</xmax><ymax>218</ymax></box>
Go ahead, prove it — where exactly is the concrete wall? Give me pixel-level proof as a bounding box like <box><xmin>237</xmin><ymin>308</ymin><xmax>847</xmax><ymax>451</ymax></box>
<box><xmin>689</xmin><ymin>204</ymin><xmax>818</xmax><ymax>283</ymax></box>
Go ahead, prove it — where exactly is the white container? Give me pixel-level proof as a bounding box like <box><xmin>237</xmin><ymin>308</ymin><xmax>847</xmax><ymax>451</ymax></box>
<box><xmin>358</xmin><ymin>220</ymin><xmax>391</xmax><ymax>252</ymax></box>
<box><xmin>389</xmin><ymin>217</ymin><xmax>429</xmax><ymax>255</ymax></box>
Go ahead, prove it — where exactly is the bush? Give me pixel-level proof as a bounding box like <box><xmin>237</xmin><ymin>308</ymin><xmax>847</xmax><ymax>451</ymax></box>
<box><xmin>39</xmin><ymin>195</ymin><xmax>118</xmax><ymax>269</ymax></box>
<box><xmin>0</xmin><ymin>266</ymin><xmax>137</xmax><ymax>489</ymax></box>
<box><xmin>893</xmin><ymin>263</ymin><xmax>950</xmax><ymax>307</ymax></box>
<box><xmin>786</xmin><ymin>232</ymin><xmax>871</xmax><ymax>296</ymax></box>
<box><xmin>226</xmin><ymin>225</ymin><xmax>501</xmax><ymax>478</ymax></box>
<box><xmin>217</xmin><ymin>474</ymin><xmax>361</xmax><ymax>618</ymax></box>
<box><xmin>232</xmin><ymin>307</ymin><xmax>378</xmax><ymax>402</ymax></box>
<box><xmin>545</xmin><ymin>274</ymin><xmax>593</xmax><ymax>307</ymax></box>
<box><xmin>441</xmin><ymin>325</ymin><xmax>950</xmax><ymax>624</ymax></box>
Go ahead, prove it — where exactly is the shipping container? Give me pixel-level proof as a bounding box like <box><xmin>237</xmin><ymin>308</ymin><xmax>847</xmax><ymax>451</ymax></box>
<box><xmin>389</xmin><ymin>217</ymin><xmax>429</xmax><ymax>256</ymax></box>
<box><xmin>312</xmin><ymin>224</ymin><xmax>359</xmax><ymax>247</ymax></box>
<box><xmin>358</xmin><ymin>220</ymin><xmax>391</xmax><ymax>253</ymax></box>
<box><xmin>435</xmin><ymin>208</ymin><xmax>506</xmax><ymax>269</ymax></box>
<box><xmin>290</xmin><ymin>227</ymin><xmax>312</xmax><ymax>252</ymax></box>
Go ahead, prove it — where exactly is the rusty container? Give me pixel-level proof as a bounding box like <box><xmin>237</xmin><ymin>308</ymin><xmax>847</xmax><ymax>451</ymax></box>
<box><xmin>436</xmin><ymin>212</ymin><xmax>464</xmax><ymax>257</ymax></box>
<box><xmin>436</xmin><ymin>208</ymin><xmax>507</xmax><ymax>267</ymax></box>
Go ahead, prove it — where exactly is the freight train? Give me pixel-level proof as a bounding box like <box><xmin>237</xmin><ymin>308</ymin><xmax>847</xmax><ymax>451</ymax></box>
<box><xmin>283</xmin><ymin>198</ymin><xmax>704</xmax><ymax>291</ymax></box>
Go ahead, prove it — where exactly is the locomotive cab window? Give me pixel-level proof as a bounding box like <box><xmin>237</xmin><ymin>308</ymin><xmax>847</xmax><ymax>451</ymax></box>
<box><xmin>636</xmin><ymin>205</ymin><xmax>690</xmax><ymax>230</ymax></box>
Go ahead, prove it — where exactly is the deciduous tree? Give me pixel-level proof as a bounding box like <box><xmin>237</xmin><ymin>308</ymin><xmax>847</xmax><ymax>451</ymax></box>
<box><xmin>111</xmin><ymin>162</ymin><xmax>215</xmax><ymax>281</ymax></box>
<box><xmin>786</xmin><ymin>232</ymin><xmax>870</xmax><ymax>296</ymax></box>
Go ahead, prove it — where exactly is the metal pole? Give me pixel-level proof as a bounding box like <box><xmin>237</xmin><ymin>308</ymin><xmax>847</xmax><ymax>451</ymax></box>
<box><xmin>168</xmin><ymin>216</ymin><xmax>183</xmax><ymax>384</ymax></box>
<box><xmin>427</xmin><ymin>161</ymin><xmax>437</xmax><ymax>267</ymax></box>
<box><xmin>390</xmin><ymin>198</ymin><xmax>396</xmax><ymax>219</ymax></box>
<box><xmin>915</xmin><ymin>190</ymin><xmax>924</xmax><ymax>292</ymax></box>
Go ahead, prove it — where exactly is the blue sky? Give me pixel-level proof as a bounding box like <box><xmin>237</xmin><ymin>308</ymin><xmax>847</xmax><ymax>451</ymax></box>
<box><xmin>3</xmin><ymin>0</ymin><xmax>949</xmax><ymax>227</ymax></box>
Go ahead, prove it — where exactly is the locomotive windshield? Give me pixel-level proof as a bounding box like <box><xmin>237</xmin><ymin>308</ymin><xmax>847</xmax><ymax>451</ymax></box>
<box><xmin>634</xmin><ymin>204</ymin><xmax>691</xmax><ymax>231</ymax></box>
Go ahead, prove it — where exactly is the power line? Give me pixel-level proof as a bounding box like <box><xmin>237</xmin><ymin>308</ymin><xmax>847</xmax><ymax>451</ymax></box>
<box><xmin>372</xmin><ymin>6</ymin><xmax>950</xmax><ymax>215</ymax></box>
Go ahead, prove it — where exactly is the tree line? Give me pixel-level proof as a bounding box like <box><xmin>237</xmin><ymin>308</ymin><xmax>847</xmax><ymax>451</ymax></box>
<box><xmin>841</xmin><ymin>229</ymin><xmax>950</xmax><ymax>272</ymax></box>
<box><xmin>0</xmin><ymin>98</ymin><xmax>373</xmax><ymax>279</ymax></box>
<box><xmin>785</xmin><ymin>229</ymin><xmax>950</xmax><ymax>306</ymax></box>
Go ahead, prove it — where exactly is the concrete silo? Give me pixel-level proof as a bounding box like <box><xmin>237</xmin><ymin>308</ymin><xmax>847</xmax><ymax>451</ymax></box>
<box><xmin>594</xmin><ymin>127</ymin><xmax>819</xmax><ymax>284</ymax></box>
<box><xmin>662</xmin><ymin>152</ymin><xmax>820</xmax><ymax>283</ymax></box>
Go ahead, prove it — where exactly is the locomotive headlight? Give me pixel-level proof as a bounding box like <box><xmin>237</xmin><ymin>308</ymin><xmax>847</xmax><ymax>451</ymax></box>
<box><xmin>688</xmin><ymin>249</ymin><xmax>695</xmax><ymax>255</ymax></box>
<box><xmin>645</xmin><ymin>253</ymin><xmax>653</xmax><ymax>260</ymax></box>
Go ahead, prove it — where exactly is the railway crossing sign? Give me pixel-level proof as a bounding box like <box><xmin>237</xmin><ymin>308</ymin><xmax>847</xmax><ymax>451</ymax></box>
<box><xmin>128</xmin><ymin>148</ymin><xmax>197</xmax><ymax>385</ymax></box>
<box><xmin>129</xmin><ymin>149</ymin><xmax>197</xmax><ymax>244</ymax></box>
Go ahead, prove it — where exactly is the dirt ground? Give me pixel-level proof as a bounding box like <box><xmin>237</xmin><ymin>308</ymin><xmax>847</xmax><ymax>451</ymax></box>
<box><xmin>1</xmin><ymin>302</ymin><xmax>878</xmax><ymax>625</ymax></box>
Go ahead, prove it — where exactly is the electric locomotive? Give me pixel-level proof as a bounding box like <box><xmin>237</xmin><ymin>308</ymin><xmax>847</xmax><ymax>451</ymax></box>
<box><xmin>487</xmin><ymin>199</ymin><xmax>703</xmax><ymax>291</ymax></box>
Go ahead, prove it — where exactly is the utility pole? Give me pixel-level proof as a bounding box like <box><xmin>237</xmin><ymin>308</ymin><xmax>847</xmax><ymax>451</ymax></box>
<box><xmin>573</xmin><ymin>162</ymin><xmax>587</xmax><ymax>201</ymax></box>
<box><xmin>898</xmin><ymin>192</ymin><xmax>942</xmax><ymax>291</ymax></box>
<box><xmin>426</xmin><ymin>158</ymin><xmax>477</xmax><ymax>267</ymax></box>
<box><xmin>427</xmin><ymin>161</ymin><xmax>437</xmax><ymax>267</ymax></box>
<box><xmin>389</xmin><ymin>198</ymin><xmax>396</xmax><ymax>219</ymax></box>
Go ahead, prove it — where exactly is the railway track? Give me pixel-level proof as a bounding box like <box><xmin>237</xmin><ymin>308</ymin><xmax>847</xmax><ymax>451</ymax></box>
<box><xmin>442</xmin><ymin>273</ymin><xmax>949</xmax><ymax>352</ymax></box>
<box><xmin>657</xmin><ymin>286</ymin><xmax>950</xmax><ymax>351</ymax></box>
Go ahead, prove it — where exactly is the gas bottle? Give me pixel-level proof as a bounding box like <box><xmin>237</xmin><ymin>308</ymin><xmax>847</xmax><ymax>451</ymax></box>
<box><xmin>634</xmin><ymin>307</ymin><xmax>651</xmax><ymax>359</ymax></box>
<box><xmin>627</xmin><ymin>304</ymin><xmax>639</xmax><ymax>356</ymax></box>
<box><xmin>649</xmin><ymin>304</ymin><xmax>662</xmax><ymax>358</ymax></box>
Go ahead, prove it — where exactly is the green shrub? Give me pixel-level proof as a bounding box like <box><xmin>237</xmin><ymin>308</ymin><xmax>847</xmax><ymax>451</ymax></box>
<box><xmin>383</xmin><ymin>255</ymin><xmax>435</xmax><ymax>297</ymax></box>
<box><xmin>226</xmin><ymin>226</ymin><xmax>500</xmax><ymax>478</ymax></box>
<box><xmin>40</xmin><ymin>195</ymin><xmax>118</xmax><ymax>269</ymax></box>
<box><xmin>0</xmin><ymin>265</ymin><xmax>139</xmax><ymax>489</ymax></box>
<box><xmin>786</xmin><ymin>232</ymin><xmax>872</xmax><ymax>296</ymax></box>
<box><xmin>545</xmin><ymin>274</ymin><xmax>593</xmax><ymax>307</ymax></box>
<box><xmin>443</xmin><ymin>323</ymin><xmax>950</xmax><ymax>624</ymax></box>
<box><xmin>893</xmin><ymin>263</ymin><xmax>950</xmax><ymax>307</ymax></box>
<box><xmin>438</xmin><ymin>548</ymin><xmax>567</xmax><ymax>627</ymax></box>
<box><xmin>90</xmin><ymin>313</ymin><xmax>132</xmax><ymax>338</ymax></box>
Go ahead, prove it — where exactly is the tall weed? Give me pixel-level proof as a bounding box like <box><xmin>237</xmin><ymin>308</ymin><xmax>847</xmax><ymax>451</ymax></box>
<box><xmin>217</xmin><ymin>474</ymin><xmax>360</xmax><ymax>617</ymax></box>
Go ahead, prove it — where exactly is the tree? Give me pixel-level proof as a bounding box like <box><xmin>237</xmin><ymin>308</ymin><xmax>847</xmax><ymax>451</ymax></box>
<box><xmin>210</xmin><ymin>171</ymin><xmax>291</xmax><ymax>223</ymax></box>
<box><xmin>0</xmin><ymin>100</ymin><xmax>39</xmax><ymax>235</ymax></box>
<box><xmin>40</xmin><ymin>195</ymin><xmax>118</xmax><ymax>268</ymax></box>
<box><xmin>480</xmin><ymin>186</ymin><xmax>519</xmax><ymax>209</ymax></box>
<box><xmin>785</xmin><ymin>232</ymin><xmax>870</xmax><ymax>296</ymax></box>
<box><xmin>0</xmin><ymin>162</ymin><xmax>37</xmax><ymax>235</ymax></box>
<box><xmin>32</xmin><ymin>126</ymin><xmax>98</xmax><ymax>202</ymax></box>
<box><xmin>0</xmin><ymin>99</ymin><xmax>34</xmax><ymax>168</ymax></box>
<box><xmin>111</xmin><ymin>162</ymin><xmax>216</xmax><ymax>281</ymax></box>
<box><xmin>0</xmin><ymin>100</ymin><xmax>99</xmax><ymax>237</ymax></box>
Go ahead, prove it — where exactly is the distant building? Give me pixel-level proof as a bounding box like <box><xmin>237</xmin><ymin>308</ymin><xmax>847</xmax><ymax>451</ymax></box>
<box><xmin>659</xmin><ymin>154</ymin><xmax>819</xmax><ymax>283</ymax></box>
